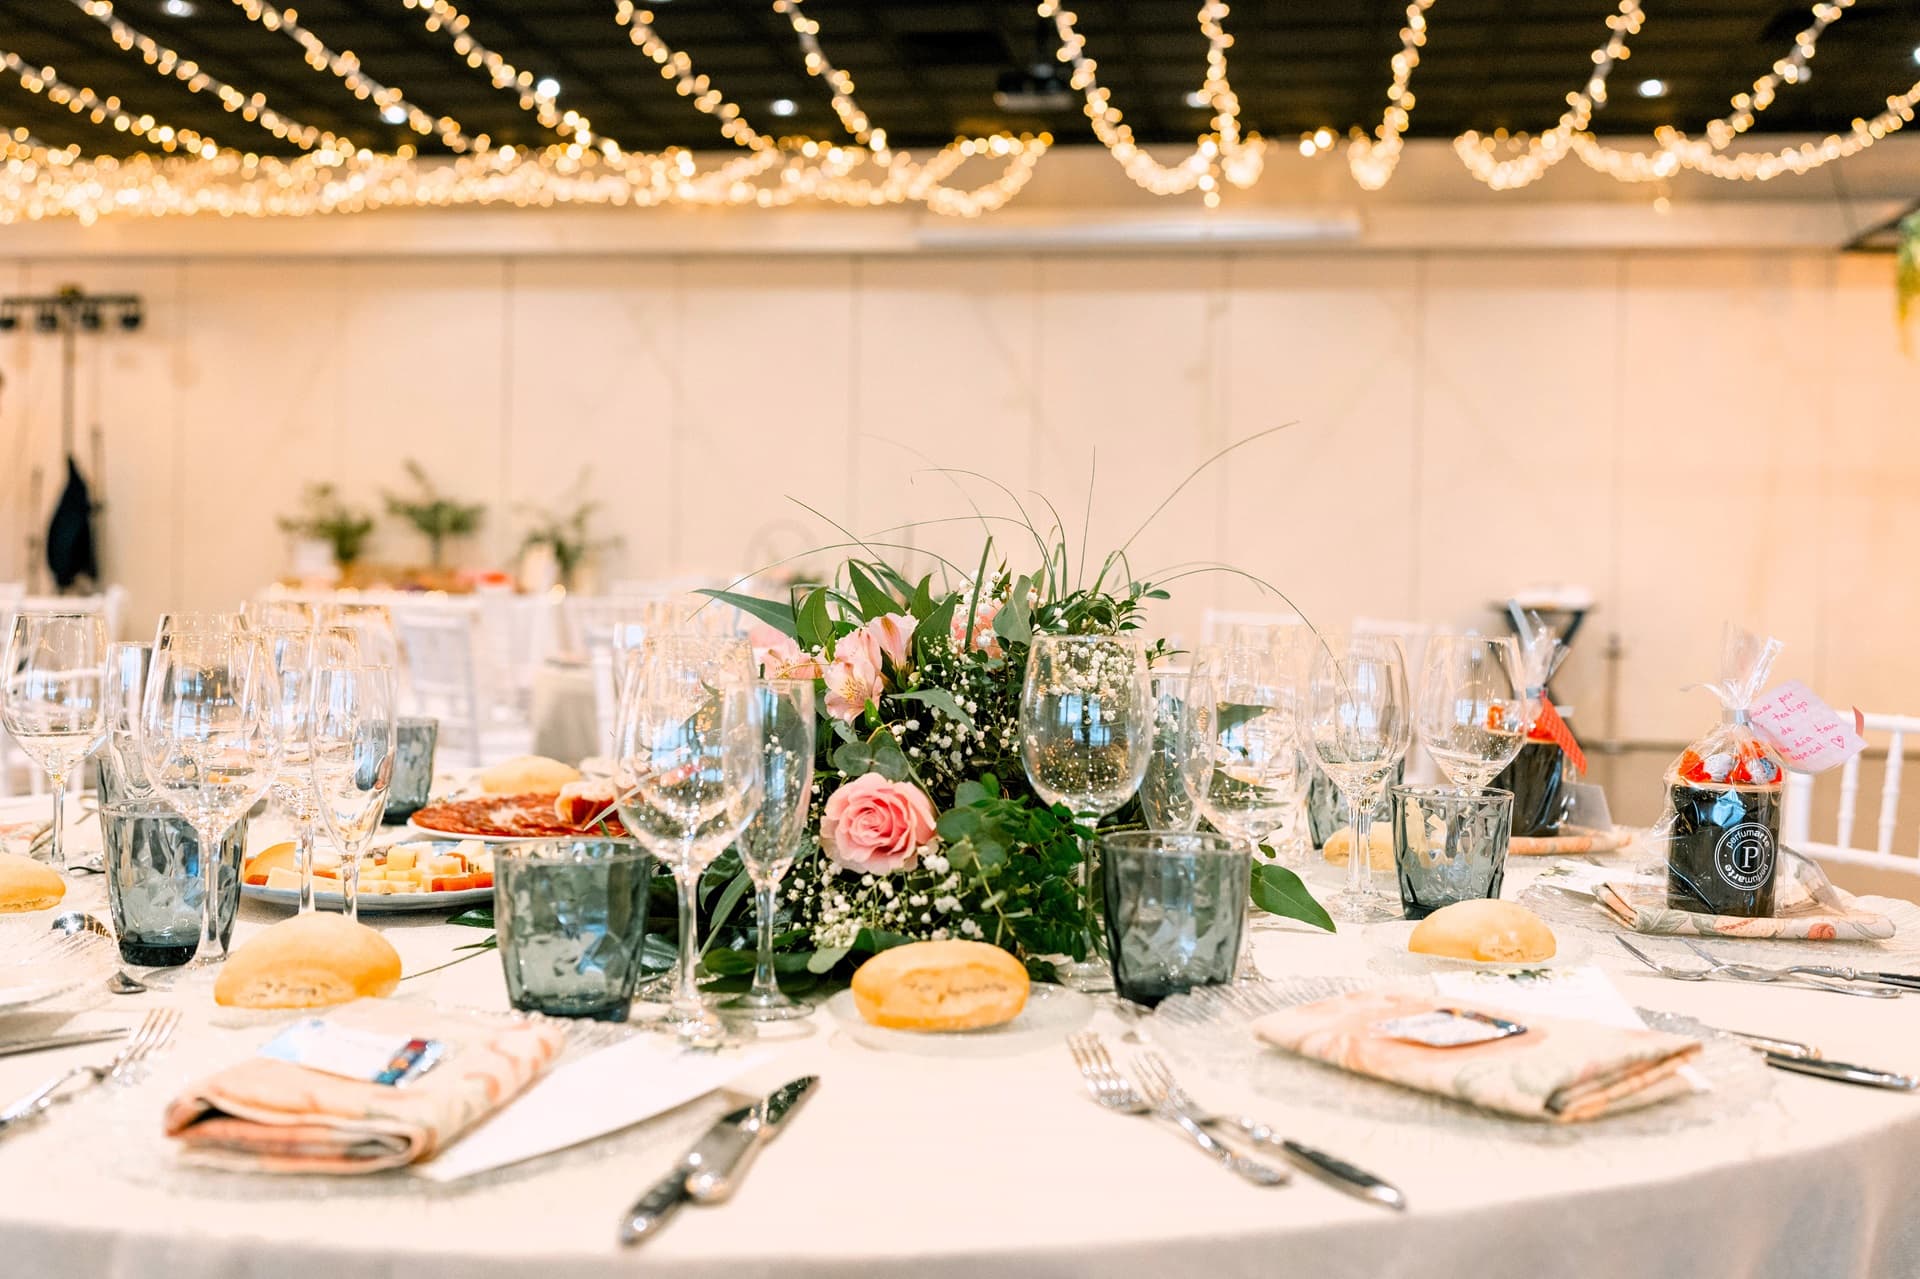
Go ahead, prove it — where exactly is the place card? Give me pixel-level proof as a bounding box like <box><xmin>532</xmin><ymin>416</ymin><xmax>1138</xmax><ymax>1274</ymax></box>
<box><xmin>1432</xmin><ymin>965</ymin><xmax>1646</xmax><ymax>1031</ymax></box>
<box><xmin>1748</xmin><ymin>680</ymin><xmax>1867</xmax><ymax>774</ymax></box>
<box><xmin>1533</xmin><ymin>859</ymin><xmax>1657</xmax><ymax>899</ymax></box>
<box><xmin>410</xmin><ymin>1034</ymin><xmax>776</xmax><ymax>1182</ymax></box>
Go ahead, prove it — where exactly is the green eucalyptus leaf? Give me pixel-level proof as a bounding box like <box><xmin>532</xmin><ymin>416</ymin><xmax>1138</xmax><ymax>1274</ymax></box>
<box><xmin>893</xmin><ymin>687</ymin><xmax>973</xmax><ymax>729</ymax></box>
<box><xmin>448</xmin><ymin>908</ymin><xmax>495</xmax><ymax>929</ymax></box>
<box><xmin>1250</xmin><ymin>862</ymin><xmax>1336</xmax><ymax>933</ymax></box>
<box><xmin>806</xmin><ymin>945</ymin><xmax>850</xmax><ymax>974</ymax></box>
<box><xmin>702</xmin><ymin>947</ymin><xmax>759</xmax><ymax>976</ymax></box>
<box><xmin>866</xmin><ymin>727</ymin><xmax>909</xmax><ymax>781</ymax></box>
<box><xmin>695</xmin><ymin>589</ymin><xmax>797</xmax><ymax>639</ymax></box>
<box><xmin>831</xmin><ymin>740</ymin><xmax>875</xmax><ymax>777</ymax></box>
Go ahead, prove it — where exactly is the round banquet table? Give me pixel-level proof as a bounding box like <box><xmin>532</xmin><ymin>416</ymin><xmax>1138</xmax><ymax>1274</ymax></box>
<box><xmin>2</xmin><ymin>800</ymin><xmax>1917</xmax><ymax>1279</ymax></box>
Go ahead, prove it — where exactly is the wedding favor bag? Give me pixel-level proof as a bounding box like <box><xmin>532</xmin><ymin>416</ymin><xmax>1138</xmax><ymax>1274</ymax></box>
<box><xmin>1491</xmin><ymin>613</ymin><xmax>1584</xmax><ymax>837</ymax></box>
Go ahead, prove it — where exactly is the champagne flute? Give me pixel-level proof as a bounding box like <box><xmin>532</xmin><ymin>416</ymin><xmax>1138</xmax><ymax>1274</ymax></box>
<box><xmin>99</xmin><ymin>641</ymin><xmax>153</xmax><ymax>805</ymax></box>
<box><xmin>718</xmin><ymin>678</ymin><xmax>816</xmax><ymax>1021</ymax></box>
<box><xmin>614</xmin><ymin>636</ymin><xmax>762</xmax><ymax>1043</ymax></box>
<box><xmin>1018</xmin><ymin>633</ymin><xmax>1151</xmax><ymax>993</ymax></box>
<box><xmin>139</xmin><ymin>628</ymin><xmax>281</xmax><ymax>964</ymax></box>
<box><xmin>260</xmin><ymin>625</ymin><xmax>322</xmax><ymax>913</ymax></box>
<box><xmin>1305</xmin><ymin>634</ymin><xmax>1411</xmax><ymax>925</ymax></box>
<box><xmin>2</xmin><ymin>612</ymin><xmax>108</xmax><ymax>872</ymax></box>
<box><xmin>308</xmin><ymin>659</ymin><xmax>397</xmax><ymax>922</ymax></box>
<box><xmin>1417</xmin><ymin>635</ymin><xmax>1531</xmax><ymax>793</ymax></box>
<box><xmin>1139</xmin><ymin>669</ymin><xmax>1208</xmax><ymax>832</ymax></box>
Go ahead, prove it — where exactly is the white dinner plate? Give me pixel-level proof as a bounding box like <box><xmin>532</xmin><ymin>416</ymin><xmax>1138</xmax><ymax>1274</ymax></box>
<box><xmin>241</xmin><ymin>882</ymin><xmax>493</xmax><ymax>915</ymax></box>
<box><xmin>824</xmin><ymin>984</ymin><xmax>1092</xmax><ymax>1057</ymax></box>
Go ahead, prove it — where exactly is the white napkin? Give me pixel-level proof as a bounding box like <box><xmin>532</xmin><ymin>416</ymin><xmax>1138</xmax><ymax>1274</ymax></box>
<box><xmin>410</xmin><ymin>1034</ymin><xmax>776</xmax><ymax>1182</ymax></box>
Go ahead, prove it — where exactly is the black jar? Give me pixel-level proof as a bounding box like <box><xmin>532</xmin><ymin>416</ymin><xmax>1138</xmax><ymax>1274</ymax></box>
<box><xmin>1492</xmin><ymin>738</ymin><xmax>1566</xmax><ymax>838</ymax></box>
<box><xmin>1664</xmin><ymin>781</ymin><xmax>1781</xmax><ymax>917</ymax></box>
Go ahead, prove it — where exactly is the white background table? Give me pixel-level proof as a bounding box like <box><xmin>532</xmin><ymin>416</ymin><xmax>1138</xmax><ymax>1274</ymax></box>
<box><xmin>1</xmin><ymin>799</ymin><xmax>1917</xmax><ymax>1279</ymax></box>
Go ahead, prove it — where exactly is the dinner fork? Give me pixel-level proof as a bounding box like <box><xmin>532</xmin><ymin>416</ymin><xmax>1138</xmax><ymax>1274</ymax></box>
<box><xmin>1677</xmin><ymin>939</ymin><xmax>1916</xmax><ymax>995</ymax></box>
<box><xmin>1066</xmin><ymin>1032</ymin><xmax>1287</xmax><ymax>1187</ymax></box>
<box><xmin>0</xmin><ymin>1008</ymin><xmax>181</xmax><ymax>1138</ymax></box>
<box><xmin>1132</xmin><ymin>1052</ymin><xmax>1406</xmax><ymax>1211</ymax></box>
<box><xmin>1614</xmin><ymin>936</ymin><xmax>1897</xmax><ymax>999</ymax></box>
<box><xmin>1673</xmin><ymin>940</ymin><xmax>1900</xmax><ymax>1000</ymax></box>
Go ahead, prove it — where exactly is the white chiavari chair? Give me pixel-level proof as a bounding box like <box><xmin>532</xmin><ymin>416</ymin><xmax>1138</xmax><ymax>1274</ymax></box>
<box><xmin>389</xmin><ymin>599</ymin><xmax>532</xmax><ymax>768</ymax></box>
<box><xmin>1784</xmin><ymin>712</ymin><xmax>1918</xmax><ymax>893</ymax></box>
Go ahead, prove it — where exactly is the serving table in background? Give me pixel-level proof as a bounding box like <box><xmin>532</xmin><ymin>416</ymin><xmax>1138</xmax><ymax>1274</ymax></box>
<box><xmin>1</xmin><ymin>799</ymin><xmax>1917</xmax><ymax>1279</ymax></box>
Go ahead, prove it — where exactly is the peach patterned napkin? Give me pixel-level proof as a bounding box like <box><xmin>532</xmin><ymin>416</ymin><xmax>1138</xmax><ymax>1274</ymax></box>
<box><xmin>162</xmin><ymin>999</ymin><xmax>567</xmax><ymax>1174</ymax></box>
<box><xmin>1251</xmin><ymin>990</ymin><xmax>1701</xmax><ymax>1123</ymax></box>
<box><xmin>1595</xmin><ymin>879</ymin><xmax>1894</xmax><ymax>941</ymax></box>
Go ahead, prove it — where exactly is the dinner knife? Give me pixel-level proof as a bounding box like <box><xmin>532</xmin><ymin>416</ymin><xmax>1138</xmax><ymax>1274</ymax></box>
<box><xmin>1764</xmin><ymin>1053</ymin><xmax>1919</xmax><ymax>1092</ymax></box>
<box><xmin>617</xmin><ymin>1076</ymin><xmax>820</xmax><ymax>1247</ymax></box>
<box><xmin>1278</xmin><ymin>1139</ymin><xmax>1408</xmax><ymax>1212</ymax></box>
<box><xmin>683</xmin><ymin>1074</ymin><xmax>819</xmax><ymax>1203</ymax></box>
<box><xmin>0</xmin><ymin>1028</ymin><xmax>129</xmax><ymax>1059</ymax></box>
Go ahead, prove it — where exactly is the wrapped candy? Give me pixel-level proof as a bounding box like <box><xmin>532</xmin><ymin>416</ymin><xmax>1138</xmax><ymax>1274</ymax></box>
<box><xmin>1489</xmin><ymin>613</ymin><xmax>1582</xmax><ymax>838</ymax></box>
<box><xmin>1662</xmin><ymin>625</ymin><xmax>1787</xmax><ymax>918</ymax></box>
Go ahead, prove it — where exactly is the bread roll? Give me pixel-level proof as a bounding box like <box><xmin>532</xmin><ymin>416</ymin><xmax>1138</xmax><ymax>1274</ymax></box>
<box><xmin>1322</xmin><ymin>824</ymin><xmax>1394</xmax><ymax>871</ymax></box>
<box><xmin>214</xmin><ymin>913</ymin><xmax>403</xmax><ymax>1009</ymax></box>
<box><xmin>1408</xmin><ymin>899</ymin><xmax>1557</xmax><ymax>964</ymax></box>
<box><xmin>0</xmin><ymin>851</ymin><xmax>64</xmax><ymax>913</ymax></box>
<box><xmin>851</xmin><ymin>940</ymin><xmax>1029</xmax><ymax>1032</ymax></box>
<box><xmin>477</xmin><ymin>755</ymin><xmax>581</xmax><ymax>796</ymax></box>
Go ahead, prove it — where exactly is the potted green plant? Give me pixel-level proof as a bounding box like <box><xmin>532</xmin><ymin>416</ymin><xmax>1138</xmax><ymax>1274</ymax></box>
<box><xmin>277</xmin><ymin>482</ymin><xmax>375</xmax><ymax>570</ymax></box>
<box><xmin>519</xmin><ymin>473</ymin><xmax>620</xmax><ymax>591</ymax></box>
<box><xmin>384</xmin><ymin>459</ymin><xmax>486</xmax><ymax>569</ymax></box>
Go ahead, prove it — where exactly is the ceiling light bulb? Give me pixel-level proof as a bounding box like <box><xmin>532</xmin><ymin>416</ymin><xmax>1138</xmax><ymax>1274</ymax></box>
<box><xmin>1636</xmin><ymin>78</ymin><xmax>1667</xmax><ymax>98</ymax></box>
<box><xmin>381</xmin><ymin>104</ymin><xmax>408</xmax><ymax>125</ymax></box>
<box><xmin>769</xmin><ymin>98</ymin><xmax>798</xmax><ymax>118</ymax></box>
<box><xmin>1313</xmin><ymin>127</ymin><xmax>1334</xmax><ymax>149</ymax></box>
<box><xmin>1912</xmin><ymin>46</ymin><xmax>1920</xmax><ymax>66</ymax></box>
<box><xmin>535</xmin><ymin>77</ymin><xmax>560</xmax><ymax>99</ymax></box>
<box><xmin>161</xmin><ymin>0</ymin><xmax>196</xmax><ymax>16</ymax></box>
<box><xmin>1184</xmin><ymin>90</ymin><xmax>1209</xmax><ymax>109</ymax></box>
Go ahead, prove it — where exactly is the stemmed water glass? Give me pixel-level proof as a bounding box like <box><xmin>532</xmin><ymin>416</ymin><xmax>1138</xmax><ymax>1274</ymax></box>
<box><xmin>1305</xmin><ymin>634</ymin><xmax>1411</xmax><ymax>925</ymax></box>
<box><xmin>1189</xmin><ymin>643</ymin><xmax>1309</xmax><ymax>871</ymax></box>
<box><xmin>2</xmin><ymin>612</ymin><xmax>109</xmax><ymax>872</ymax></box>
<box><xmin>1417</xmin><ymin>635</ymin><xmax>1532</xmax><ymax>793</ymax></box>
<box><xmin>718</xmin><ymin>678</ymin><xmax>817</xmax><ymax>1022</ymax></box>
<box><xmin>308</xmin><ymin>636</ymin><xmax>397</xmax><ymax>922</ymax></box>
<box><xmin>260</xmin><ymin>625</ymin><xmax>322</xmax><ymax>913</ymax></box>
<box><xmin>139</xmin><ymin>626</ymin><xmax>281</xmax><ymax>964</ymax></box>
<box><xmin>1018</xmin><ymin>633</ymin><xmax>1151</xmax><ymax>993</ymax></box>
<box><xmin>614</xmin><ymin>636</ymin><xmax>763</xmax><ymax>1043</ymax></box>
<box><xmin>1138</xmin><ymin>669</ymin><xmax>1208</xmax><ymax>832</ymax></box>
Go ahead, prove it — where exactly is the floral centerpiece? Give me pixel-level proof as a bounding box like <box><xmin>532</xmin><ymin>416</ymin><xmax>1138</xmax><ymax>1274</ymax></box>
<box><xmin>701</xmin><ymin>521</ymin><xmax>1333</xmax><ymax>982</ymax></box>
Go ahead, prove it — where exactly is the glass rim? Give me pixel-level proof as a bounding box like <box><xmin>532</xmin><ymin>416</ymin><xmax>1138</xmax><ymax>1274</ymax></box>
<box><xmin>1032</xmin><ymin>632</ymin><xmax>1144</xmax><ymax>647</ymax></box>
<box><xmin>1098</xmin><ymin>830</ymin><xmax>1250</xmax><ymax>856</ymax></box>
<box><xmin>493</xmin><ymin>837</ymin><xmax>652</xmax><ymax>862</ymax></box>
<box><xmin>1389</xmin><ymin>783</ymin><xmax>1515</xmax><ymax>806</ymax></box>
<box><xmin>11</xmin><ymin>609</ymin><xmax>106</xmax><ymax>621</ymax></box>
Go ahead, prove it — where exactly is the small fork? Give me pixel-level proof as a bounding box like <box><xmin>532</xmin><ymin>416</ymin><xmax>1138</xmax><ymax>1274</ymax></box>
<box><xmin>1066</xmin><ymin>1032</ymin><xmax>1286</xmax><ymax>1187</ymax></box>
<box><xmin>1677</xmin><ymin>940</ymin><xmax>1902</xmax><ymax>1000</ymax></box>
<box><xmin>0</xmin><ymin>1008</ymin><xmax>181</xmax><ymax>1138</ymax></box>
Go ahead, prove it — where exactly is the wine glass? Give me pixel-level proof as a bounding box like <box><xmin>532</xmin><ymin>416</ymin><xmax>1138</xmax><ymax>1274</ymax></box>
<box><xmin>260</xmin><ymin>625</ymin><xmax>323</xmax><ymax>913</ymax></box>
<box><xmin>1305</xmin><ymin>634</ymin><xmax>1411</xmax><ymax>924</ymax></box>
<box><xmin>718</xmin><ymin>678</ymin><xmax>817</xmax><ymax>1022</ymax></box>
<box><xmin>242</xmin><ymin>598</ymin><xmax>316</xmax><ymax>630</ymax></box>
<box><xmin>2</xmin><ymin>612</ymin><xmax>108</xmax><ymax>872</ymax></box>
<box><xmin>99</xmin><ymin>641</ymin><xmax>153</xmax><ymax>805</ymax></box>
<box><xmin>139</xmin><ymin>628</ymin><xmax>281</xmax><ymax>964</ymax></box>
<box><xmin>1417</xmin><ymin>635</ymin><xmax>1532</xmax><ymax>793</ymax></box>
<box><xmin>1138</xmin><ymin>669</ymin><xmax>1207</xmax><ymax>832</ymax></box>
<box><xmin>1018</xmin><ymin>633</ymin><xmax>1151</xmax><ymax>992</ymax></box>
<box><xmin>613</xmin><ymin>636</ymin><xmax>762</xmax><ymax>1043</ymax></box>
<box><xmin>1190</xmin><ymin>644</ymin><xmax>1308</xmax><ymax>868</ymax></box>
<box><xmin>308</xmin><ymin>658</ymin><xmax>397</xmax><ymax>922</ymax></box>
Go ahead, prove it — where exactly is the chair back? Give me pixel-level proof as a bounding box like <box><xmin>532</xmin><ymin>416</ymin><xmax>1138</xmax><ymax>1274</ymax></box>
<box><xmin>390</xmin><ymin>601</ymin><xmax>491</xmax><ymax>768</ymax></box>
<box><xmin>1784</xmin><ymin>711</ymin><xmax>1919</xmax><ymax>867</ymax></box>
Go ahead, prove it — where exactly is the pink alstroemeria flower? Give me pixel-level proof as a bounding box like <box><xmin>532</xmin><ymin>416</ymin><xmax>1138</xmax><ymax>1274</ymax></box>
<box><xmin>864</xmin><ymin>613</ymin><xmax>917</xmax><ymax>668</ymax></box>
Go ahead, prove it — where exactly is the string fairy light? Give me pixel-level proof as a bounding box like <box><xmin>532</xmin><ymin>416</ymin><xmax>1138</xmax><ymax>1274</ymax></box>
<box><xmin>1451</xmin><ymin>0</ymin><xmax>1645</xmax><ymax>191</ymax></box>
<box><xmin>68</xmin><ymin>0</ymin><xmax>351</xmax><ymax>153</ymax></box>
<box><xmin>1038</xmin><ymin>0</ymin><xmax>1264</xmax><ymax>205</ymax></box>
<box><xmin>396</xmin><ymin>0</ymin><xmax>599</xmax><ymax>149</ymax></box>
<box><xmin>1345</xmin><ymin>0</ymin><xmax>1435</xmax><ymax>190</ymax></box>
<box><xmin>0</xmin><ymin>48</ymin><xmax>224</xmax><ymax>159</ymax></box>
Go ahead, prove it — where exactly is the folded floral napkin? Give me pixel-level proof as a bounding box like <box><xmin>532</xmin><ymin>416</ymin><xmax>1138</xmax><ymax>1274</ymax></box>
<box><xmin>1251</xmin><ymin>990</ymin><xmax>1701</xmax><ymax>1123</ymax></box>
<box><xmin>162</xmin><ymin>999</ymin><xmax>567</xmax><ymax>1174</ymax></box>
<box><xmin>1596</xmin><ymin>876</ymin><xmax>1894</xmax><ymax>942</ymax></box>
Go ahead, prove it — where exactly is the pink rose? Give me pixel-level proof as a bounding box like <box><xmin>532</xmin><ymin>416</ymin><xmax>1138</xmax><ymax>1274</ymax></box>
<box><xmin>749</xmin><ymin>623</ymin><xmax>822</xmax><ymax>681</ymax></box>
<box><xmin>864</xmin><ymin>613</ymin><xmax>917</xmax><ymax>668</ymax></box>
<box><xmin>822</xmin><ymin>645</ymin><xmax>881</xmax><ymax>722</ymax></box>
<box><xmin>950</xmin><ymin>598</ymin><xmax>1002</xmax><ymax>659</ymax></box>
<box><xmin>820</xmin><ymin>773</ymin><xmax>937</xmax><ymax>874</ymax></box>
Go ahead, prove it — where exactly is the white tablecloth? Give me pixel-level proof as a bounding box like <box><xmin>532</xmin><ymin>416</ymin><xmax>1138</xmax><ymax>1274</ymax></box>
<box><xmin>1</xmin><ymin>801</ymin><xmax>1917</xmax><ymax>1279</ymax></box>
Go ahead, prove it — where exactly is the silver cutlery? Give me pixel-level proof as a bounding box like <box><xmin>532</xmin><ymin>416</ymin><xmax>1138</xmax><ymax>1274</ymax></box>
<box><xmin>1677</xmin><ymin>939</ymin><xmax>1920</xmax><ymax>993</ymax></box>
<box><xmin>618</xmin><ymin>1075</ymin><xmax>819</xmax><ymax>1246</ymax></box>
<box><xmin>1066</xmin><ymin>1032</ymin><xmax>1287</xmax><ymax>1188</ymax></box>
<box><xmin>1673</xmin><ymin>939</ymin><xmax>1901</xmax><ymax>999</ymax></box>
<box><xmin>0</xmin><ymin>1008</ymin><xmax>179</xmax><ymax>1137</ymax></box>
<box><xmin>1614</xmin><ymin>936</ymin><xmax>1898</xmax><ymax>999</ymax></box>
<box><xmin>1761</xmin><ymin>1053</ymin><xmax>1919</xmax><ymax>1092</ymax></box>
<box><xmin>0</xmin><ymin>1027</ymin><xmax>130</xmax><ymax>1059</ymax></box>
<box><xmin>1131</xmin><ymin>1051</ymin><xmax>1406</xmax><ymax>1210</ymax></box>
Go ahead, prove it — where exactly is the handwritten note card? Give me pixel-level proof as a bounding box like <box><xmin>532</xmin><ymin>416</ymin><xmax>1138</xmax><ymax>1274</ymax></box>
<box><xmin>1749</xmin><ymin>679</ymin><xmax>1866</xmax><ymax>775</ymax></box>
